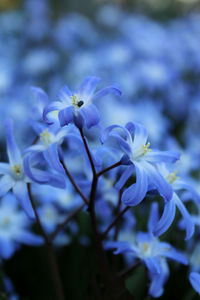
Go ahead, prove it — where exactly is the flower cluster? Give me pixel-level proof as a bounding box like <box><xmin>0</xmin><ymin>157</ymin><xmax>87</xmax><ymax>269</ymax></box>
<box><xmin>1</xmin><ymin>1</ymin><xmax>200</xmax><ymax>298</ymax></box>
<box><xmin>0</xmin><ymin>74</ymin><xmax>199</xmax><ymax>299</ymax></box>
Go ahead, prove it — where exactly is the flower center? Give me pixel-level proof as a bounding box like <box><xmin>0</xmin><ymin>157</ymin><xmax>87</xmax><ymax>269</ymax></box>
<box><xmin>12</xmin><ymin>164</ymin><xmax>23</xmax><ymax>179</ymax></box>
<box><xmin>141</xmin><ymin>143</ymin><xmax>151</xmax><ymax>155</ymax></box>
<box><xmin>60</xmin><ymin>194</ymin><xmax>72</xmax><ymax>206</ymax></box>
<box><xmin>40</xmin><ymin>129</ymin><xmax>53</xmax><ymax>146</ymax></box>
<box><xmin>141</xmin><ymin>242</ymin><xmax>151</xmax><ymax>257</ymax></box>
<box><xmin>70</xmin><ymin>94</ymin><xmax>84</xmax><ymax>108</ymax></box>
<box><xmin>43</xmin><ymin>207</ymin><xmax>57</xmax><ymax>222</ymax></box>
<box><xmin>133</xmin><ymin>142</ymin><xmax>151</xmax><ymax>161</ymax></box>
<box><xmin>1</xmin><ymin>217</ymin><xmax>11</xmax><ymax>229</ymax></box>
<box><xmin>165</xmin><ymin>170</ymin><xmax>179</xmax><ymax>184</ymax></box>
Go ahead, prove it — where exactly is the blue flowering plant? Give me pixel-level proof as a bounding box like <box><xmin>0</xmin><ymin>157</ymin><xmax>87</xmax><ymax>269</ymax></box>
<box><xmin>0</xmin><ymin>76</ymin><xmax>199</xmax><ymax>300</ymax></box>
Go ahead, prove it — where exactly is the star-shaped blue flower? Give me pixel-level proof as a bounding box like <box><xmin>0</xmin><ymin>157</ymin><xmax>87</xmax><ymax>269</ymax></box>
<box><xmin>101</xmin><ymin>122</ymin><xmax>180</xmax><ymax>206</ymax></box>
<box><xmin>43</xmin><ymin>76</ymin><xmax>121</xmax><ymax>129</ymax></box>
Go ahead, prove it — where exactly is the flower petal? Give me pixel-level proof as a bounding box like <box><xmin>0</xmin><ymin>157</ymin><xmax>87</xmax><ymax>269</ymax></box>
<box><xmin>111</xmin><ymin>132</ymin><xmax>132</xmax><ymax>156</ymax></box>
<box><xmin>115</xmin><ymin>165</ymin><xmax>134</xmax><ymax>190</ymax></box>
<box><xmin>148</xmin><ymin>202</ymin><xmax>159</xmax><ymax>234</ymax></box>
<box><xmin>104</xmin><ymin>241</ymin><xmax>136</xmax><ymax>255</ymax></box>
<box><xmin>58</xmin><ymin>106</ymin><xmax>74</xmax><ymax>127</ymax></box>
<box><xmin>132</xmin><ymin>123</ymin><xmax>148</xmax><ymax>149</ymax></box>
<box><xmin>0</xmin><ymin>175</ymin><xmax>15</xmax><ymax>197</ymax></box>
<box><xmin>122</xmin><ymin>163</ymin><xmax>148</xmax><ymax>206</ymax></box>
<box><xmin>173</xmin><ymin>180</ymin><xmax>200</xmax><ymax>203</ymax></box>
<box><xmin>189</xmin><ymin>272</ymin><xmax>200</xmax><ymax>294</ymax></box>
<box><xmin>144</xmin><ymin>162</ymin><xmax>173</xmax><ymax>202</ymax></box>
<box><xmin>93</xmin><ymin>85</ymin><xmax>122</xmax><ymax>100</ymax></box>
<box><xmin>23</xmin><ymin>154</ymin><xmax>66</xmax><ymax>189</ymax></box>
<box><xmin>13</xmin><ymin>181</ymin><xmax>35</xmax><ymax>219</ymax></box>
<box><xmin>153</xmin><ymin>197</ymin><xmax>176</xmax><ymax>237</ymax></box>
<box><xmin>174</xmin><ymin>193</ymin><xmax>194</xmax><ymax>240</ymax></box>
<box><xmin>43</xmin><ymin>143</ymin><xmax>64</xmax><ymax>174</ymax></box>
<box><xmin>15</xmin><ymin>231</ymin><xmax>43</xmax><ymax>246</ymax></box>
<box><xmin>24</xmin><ymin>144</ymin><xmax>46</xmax><ymax>154</ymax></box>
<box><xmin>58</xmin><ymin>85</ymin><xmax>73</xmax><ymax>103</ymax></box>
<box><xmin>146</xmin><ymin>150</ymin><xmax>180</xmax><ymax>164</ymax></box>
<box><xmin>149</xmin><ymin>260</ymin><xmax>169</xmax><ymax>298</ymax></box>
<box><xmin>55</xmin><ymin>126</ymin><xmax>69</xmax><ymax>142</ymax></box>
<box><xmin>5</xmin><ymin>118</ymin><xmax>22</xmax><ymax>165</ymax></box>
<box><xmin>144</xmin><ymin>257</ymin><xmax>161</xmax><ymax>274</ymax></box>
<box><xmin>78</xmin><ymin>76</ymin><xmax>100</xmax><ymax>101</ymax></box>
<box><xmin>100</xmin><ymin>124</ymin><xmax>132</xmax><ymax>145</ymax></box>
<box><xmin>43</xmin><ymin>101</ymin><xmax>63</xmax><ymax>125</ymax></box>
<box><xmin>30</xmin><ymin>120</ymin><xmax>47</xmax><ymax>135</ymax></box>
<box><xmin>80</xmin><ymin>104</ymin><xmax>100</xmax><ymax>128</ymax></box>
<box><xmin>0</xmin><ymin>163</ymin><xmax>11</xmax><ymax>175</ymax></box>
<box><xmin>161</xmin><ymin>245</ymin><xmax>188</xmax><ymax>265</ymax></box>
<box><xmin>31</xmin><ymin>86</ymin><xmax>49</xmax><ymax>106</ymax></box>
<box><xmin>0</xmin><ymin>236</ymin><xmax>15</xmax><ymax>259</ymax></box>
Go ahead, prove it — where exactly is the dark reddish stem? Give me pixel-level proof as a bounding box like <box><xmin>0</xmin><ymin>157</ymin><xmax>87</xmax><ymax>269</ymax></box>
<box><xmin>31</xmin><ymin>136</ymin><xmax>39</xmax><ymax>145</ymax></box>
<box><xmin>114</xmin><ymin>190</ymin><xmax>122</xmax><ymax>241</ymax></box>
<box><xmin>79</xmin><ymin>128</ymin><xmax>96</xmax><ymax>177</ymax></box>
<box><xmin>60</xmin><ymin>159</ymin><xmax>89</xmax><ymax>206</ymax></box>
<box><xmin>97</xmin><ymin>161</ymin><xmax>121</xmax><ymax>177</ymax></box>
<box><xmin>79</xmin><ymin>128</ymin><xmax>110</xmax><ymax>280</ymax></box>
<box><xmin>101</xmin><ymin>206</ymin><xmax>130</xmax><ymax>240</ymax></box>
<box><xmin>50</xmin><ymin>203</ymin><xmax>85</xmax><ymax>242</ymax></box>
<box><xmin>117</xmin><ymin>262</ymin><xmax>140</xmax><ymax>278</ymax></box>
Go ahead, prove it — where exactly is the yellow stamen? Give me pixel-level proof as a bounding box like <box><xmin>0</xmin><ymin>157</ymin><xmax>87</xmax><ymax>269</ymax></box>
<box><xmin>165</xmin><ymin>170</ymin><xmax>180</xmax><ymax>184</ymax></box>
<box><xmin>142</xmin><ymin>142</ymin><xmax>151</xmax><ymax>155</ymax></box>
<box><xmin>40</xmin><ymin>129</ymin><xmax>52</xmax><ymax>145</ymax></box>
<box><xmin>2</xmin><ymin>217</ymin><xmax>10</xmax><ymax>228</ymax></box>
<box><xmin>12</xmin><ymin>164</ymin><xmax>22</xmax><ymax>176</ymax></box>
<box><xmin>71</xmin><ymin>94</ymin><xmax>80</xmax><ymax>106</ymax></box>
<box><xmin>142</xmin><ymin>242</ymin><xmax>149</xmax><ymax>252</ymax></box>
<box><xmin>70</xmin><ymin>94</ymin><xmax>83</xmax><ymax>108</ymax></box>
<box><xmin>132</xmin><ymin>142</ymin><xmax>152</xmax><ymax>161</ymax></box>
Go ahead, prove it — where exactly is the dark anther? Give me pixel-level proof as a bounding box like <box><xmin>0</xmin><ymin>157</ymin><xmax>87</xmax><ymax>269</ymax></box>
<box><xmin>77</xmin><ymin>100</ymin><xmax>84</xmax><ymax>107</ymax></box>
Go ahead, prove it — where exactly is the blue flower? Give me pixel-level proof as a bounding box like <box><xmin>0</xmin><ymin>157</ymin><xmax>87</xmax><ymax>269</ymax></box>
<box><xmin>0</xmin><ymin>119</ymin><xmax>35</xmax><ymax>218</ymax></box>
<box><xmin>24</xmin><ymin>121</ymin><xmax>69</xmax><ymax>174</ymax></box>
<box><xmin>23</xmin><ymin>152</ymin><xmax>66</xmax><ymax>189</ymax></box>
<box><xmin>37</xmin><ymin>202</ymin><xmax>76</xmax><ymax>246</ymax></box>
<box><xmin>104</xmin><ymin>203</ymin><xmax>187</xmax><ymax>298</ymax></box>
<box><xmin>0</xmin><ymin>118</ymin><xmax>65</xmax><ymax>219</ymax></box>
<box><xmin>43</xmin><ymin>76</ymin><xmax>121</xmax><ymax>129</ymax></box>
<box><xmin>101</xmin><ymin>122</ymin><xmax>180</xmax><ymax>206</ymax></box>
<box><xmin>0</xmin><ymin>193</ymin><xmax>42</xmax><ymax>259</ymax></box>
<box><xmin>38</xmin><ymin>203</ymin><xmax>66</xmax><ymax>233</ymax></box>
<box><xmin>32</xmin><ymin>183</ymin><xmax>82</xmax><ymax>212</ymax></box>
<box><xmin>153</xmin><ymin>163</ymin><xmax>197</xmax><ymax>240</ymax></box>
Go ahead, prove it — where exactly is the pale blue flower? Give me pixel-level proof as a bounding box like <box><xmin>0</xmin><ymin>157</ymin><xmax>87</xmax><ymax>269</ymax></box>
<box><xmin>101</xmin><ymin>122</ymin><xmax>179</xmax><ymax>206</ymax></box>
<box><xmin>0</xmin><ymin>193</ymin><xmax>42</xmax><ymax>259</ymax></box>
